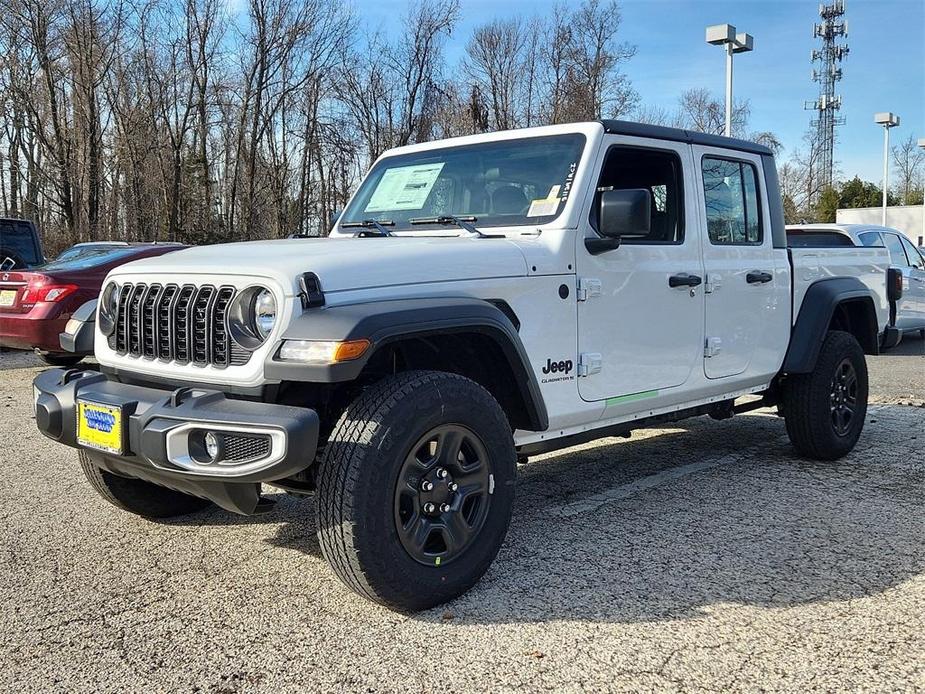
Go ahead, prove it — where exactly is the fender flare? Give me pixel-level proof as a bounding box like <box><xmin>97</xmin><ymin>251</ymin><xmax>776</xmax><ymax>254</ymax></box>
<box><xmin>782</xmin><ymin>277</ymin><xmax>880</xmax><ymax>374</ymax></box>
<box><xmin>264</xmin><ymin>297</ymin><xmax>548</xmax><ymax>431</ymax></box>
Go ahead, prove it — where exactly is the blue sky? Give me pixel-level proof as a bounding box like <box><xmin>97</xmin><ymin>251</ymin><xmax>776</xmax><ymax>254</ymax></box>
<box><xmin>358</xmin><ymin>0</ymin><xmax>924</xmax><ymax>183</ymax></box>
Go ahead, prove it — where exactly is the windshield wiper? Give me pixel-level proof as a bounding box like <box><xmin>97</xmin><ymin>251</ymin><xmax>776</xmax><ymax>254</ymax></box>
<box><xmin>408</xmin><ymin>215</ymin><xmax>500</xmax><ymax>238</ymax></box>
<box><xmin>341</xmin><ymin>219</ymin><xmax>395</xmax><ymax>237</ymax></box>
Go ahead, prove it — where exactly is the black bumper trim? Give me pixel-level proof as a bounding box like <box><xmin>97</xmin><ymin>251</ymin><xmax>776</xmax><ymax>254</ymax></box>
<box><xmin>33</xmin><ymin>368</ymin><xmax>319</xmax><ymax>515</ymax></box>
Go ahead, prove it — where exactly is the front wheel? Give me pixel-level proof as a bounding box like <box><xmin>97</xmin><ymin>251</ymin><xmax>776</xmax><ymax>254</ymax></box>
<box><xmin>782</xmin><ymin>330</ymin><xmax>868</xmax><ymax>460</ymax></box>
<box><xmin>315</xmin><ymin>371</ymin><xmax>516</xmax><ymax>612</ymax></box>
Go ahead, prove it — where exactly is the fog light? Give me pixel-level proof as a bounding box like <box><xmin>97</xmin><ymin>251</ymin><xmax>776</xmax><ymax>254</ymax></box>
<box><xmin>204</xmin><ymin>432</ymin><xmax>220</xmax><ymax>462</ymax></box>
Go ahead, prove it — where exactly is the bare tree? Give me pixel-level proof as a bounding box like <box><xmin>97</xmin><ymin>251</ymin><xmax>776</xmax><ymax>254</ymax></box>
<box><xmin>892</xmin><ymin>134</ymin><xmax>925</xmax><ymax>205</ymax></box>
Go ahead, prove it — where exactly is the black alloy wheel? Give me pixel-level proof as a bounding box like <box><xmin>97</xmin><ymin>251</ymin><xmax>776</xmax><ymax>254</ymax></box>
<box><xmin>829</xmin><ymin>358</ymin><xmax>858</xmax><ymax>437</ymax></box>
<box><xmin>394</xmin><ymin>424</ymin><xmax>492</xmax><ymax>567</ymax></box>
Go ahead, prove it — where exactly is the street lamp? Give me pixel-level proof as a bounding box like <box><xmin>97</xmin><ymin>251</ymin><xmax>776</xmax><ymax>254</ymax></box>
<box><xmin>706</xmin><ymin>24</ymin><xmax>754</xmax><ymax>137</ymax></box>
<box><xmin>874</xmin><ymin>112</ymin><xmax>900</xmax><ymax>226</ymax></box>
<box><xmin>918</xmin><ymin>138</ymin><xmax>925</xmax><ymax>245</ymax></box>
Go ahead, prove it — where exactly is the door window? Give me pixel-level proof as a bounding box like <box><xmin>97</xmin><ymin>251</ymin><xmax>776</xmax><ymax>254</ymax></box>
<box><xmin>883</xmin><ymin>233</ymin><xmax>909</xmax><ymax>266</ymax></box>
<box><xmin>858</xmin><ymin>231</ymin><xmax>883</xmax><ymax>247</ymax></box>
<box><xmin>593</xmin><ymin>147</ymin><xmax>684</xmax><ymax>243</ymax></box>
<box><xmin>899</xmin><ymin>235</ymin><xmax>925</xmax><ymax>270</ymax></box>
<box><xmin>701</xmin><ymin>158</ymin><xmax>763</xmax><ymax>245</ymax></box>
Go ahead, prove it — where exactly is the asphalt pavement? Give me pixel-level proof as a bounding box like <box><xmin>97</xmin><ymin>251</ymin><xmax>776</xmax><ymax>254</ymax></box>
<box><xmin>1</xmin><ymin>339</ymin><xmax>923</xmax><ymax>692</ymax></box>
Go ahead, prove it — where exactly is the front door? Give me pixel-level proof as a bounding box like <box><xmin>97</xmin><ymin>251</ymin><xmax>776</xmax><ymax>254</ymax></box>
<box><xmin>577</xmin><ymin>137</ymin><xmax>704</xmax><ymax>403</ymax></box>
<box><xmin>694</xmin><ymin>147</ymin><xmax>783</xmax><ymax>380</ymax></box>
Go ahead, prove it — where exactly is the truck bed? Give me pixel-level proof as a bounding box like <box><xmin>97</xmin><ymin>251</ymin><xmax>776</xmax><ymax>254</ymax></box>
<box><xmin>789</xmin><ymin>246</ymin><xmax>891</xmax><ymax>330</ymax></box>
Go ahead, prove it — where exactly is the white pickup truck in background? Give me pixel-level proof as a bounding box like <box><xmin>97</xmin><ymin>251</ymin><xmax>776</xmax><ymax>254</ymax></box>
<box><xmin>35</xmin><ymin>121</ymin><xmax>904</xmax><ymax>611</ymax></box>
<box><xmin>789</xmin><ymin>223</ymin><xmax>925</xmax><ymax>337</ymax></box>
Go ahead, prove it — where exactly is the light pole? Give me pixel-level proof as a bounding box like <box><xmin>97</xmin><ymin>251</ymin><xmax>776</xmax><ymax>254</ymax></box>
<box><xmin>919</xmin><ymin>138</ymin><xmax>925</xmax><ymax>245</ymax></box>
<box><xmin>706</xmin><ymin>24</ymin><xmax>754</xmax><ymax>137</ymax></box>
<box><xmin>874</xmin><ymin>112</ymin><xmax>900</xmax><ymax>226</ymax></box>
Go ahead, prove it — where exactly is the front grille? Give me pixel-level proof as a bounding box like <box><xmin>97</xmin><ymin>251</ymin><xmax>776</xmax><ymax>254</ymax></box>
<box><xmin>109</xmin><ymin>282</ymin><xmax>241</xmax><ymax>367</ymax></box>
<box><xmin>219</xmin><ymin>433</ymin><xmax>272</xmax><ymax>463</ymax></box>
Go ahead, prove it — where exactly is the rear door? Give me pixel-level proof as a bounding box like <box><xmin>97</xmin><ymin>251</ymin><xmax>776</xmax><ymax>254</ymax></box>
<box><xmin>693</xmin><ymin>147</ymin><xmax>789</xmax><ymax>380</ymax></box>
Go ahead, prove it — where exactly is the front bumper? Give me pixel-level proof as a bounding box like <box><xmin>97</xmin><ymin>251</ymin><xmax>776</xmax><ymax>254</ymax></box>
<box><xmin>33</xmin><ymin>368</ymin><xmax>319</xmax><ymax>515</ymax></box>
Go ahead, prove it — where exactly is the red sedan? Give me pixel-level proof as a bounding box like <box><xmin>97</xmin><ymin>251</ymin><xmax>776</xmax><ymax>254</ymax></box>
<box><xmin>0</xmin><ymin>243</ymin><xmax>186</xmax><ymax>365</ymax></box>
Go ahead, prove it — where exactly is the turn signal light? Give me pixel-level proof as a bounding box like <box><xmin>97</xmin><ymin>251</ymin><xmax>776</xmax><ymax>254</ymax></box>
<box><xmin>278</xmin><ymin>339</ymin><xmax>371</xmax><ymax>364</ymax></box>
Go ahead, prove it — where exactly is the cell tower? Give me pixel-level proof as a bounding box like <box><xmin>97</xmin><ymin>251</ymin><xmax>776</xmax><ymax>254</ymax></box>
<box><xmin>804</xmin><ymin>0</ymin><xmax>849</xmax><ymax>191</ymax></box>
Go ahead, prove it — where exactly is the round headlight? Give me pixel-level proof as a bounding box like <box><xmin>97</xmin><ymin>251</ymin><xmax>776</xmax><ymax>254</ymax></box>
<box><xmin>99</xmin><ymin>282</ymin><xmax>120</xmax><ymax>336</ymax></box>
<box><xmin>252</xmin><ymin>289</ymin><xmax>277</xmax><ymax>339</ymax></box>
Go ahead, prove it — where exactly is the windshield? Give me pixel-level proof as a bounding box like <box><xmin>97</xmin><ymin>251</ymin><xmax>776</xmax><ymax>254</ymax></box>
<box><xmin>340</xmin><ymin>134</ymin><xmax>586</xmax><ymax>231</ymax></box>
<box><xmin>39</xmin><ymin>246</ymin><xmax>143</xmax><ymax>271</ymax></box>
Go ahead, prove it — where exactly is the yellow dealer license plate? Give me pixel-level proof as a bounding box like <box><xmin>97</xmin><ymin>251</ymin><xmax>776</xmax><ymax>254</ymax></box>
<box><xmin>76</xmin><ymin>401</ymin><xmax>124</xmax><ymax>455</ymax></box>
<box><xmin>0</xmin><ymin>290</ymin><xmax>16</xmax><ymax>307</ymax></box>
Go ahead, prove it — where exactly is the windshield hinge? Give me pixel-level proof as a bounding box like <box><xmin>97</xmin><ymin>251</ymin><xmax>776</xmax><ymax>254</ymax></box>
<box><xmin>576</xmin><ymin>278</ymin><xmax>602</xmax><ymax>302</ymax></box>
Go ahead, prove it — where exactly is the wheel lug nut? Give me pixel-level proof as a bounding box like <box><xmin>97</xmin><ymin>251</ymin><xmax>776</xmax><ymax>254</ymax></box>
<box><xmin>423</xmin><ymin>503</ymin><xmax>435</xmax><ymax>513</ymax></box>
<box><xmin>439</xmin><ymin>503</ymin><xmax>451</xmax><ymax>513</ymax></box>
<box><xmin>448</xmin><ymin>482</ymin><xmax>458</xmax><ymax>492</ymax></box>
<box><xmin>421</xmin><ymin>481</ymin><xmax>434</xmax><ymax>491</ymax></box>
<box><xmin>436</xmin><ymin>468</ymin><xmax>448</xmax><ymax>478</ymax></box>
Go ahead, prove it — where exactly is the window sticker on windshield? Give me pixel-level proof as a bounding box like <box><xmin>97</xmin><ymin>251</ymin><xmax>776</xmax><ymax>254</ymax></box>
<box><xmin>364</xmin><ymin>162</ymin><xmax>446</xmax><ymax>212</ymax></box>
<box><xmin>527</xmin><ymin>185</ymin><xmax>561</xmax><ymax>217</ymax></box>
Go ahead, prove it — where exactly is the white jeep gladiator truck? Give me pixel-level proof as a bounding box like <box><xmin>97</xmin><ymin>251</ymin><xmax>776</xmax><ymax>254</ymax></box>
<box><xmin>34</xmin><ymin>121</ymin><xmax>902</xmax><ymax>611</ymax></box>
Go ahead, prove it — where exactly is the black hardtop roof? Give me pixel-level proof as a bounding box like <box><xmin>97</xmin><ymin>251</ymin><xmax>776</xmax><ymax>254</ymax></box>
<box><xmin>599</xmin><ymin>120</ymin><xmax>773</xmax><ymax>157</ymax></box>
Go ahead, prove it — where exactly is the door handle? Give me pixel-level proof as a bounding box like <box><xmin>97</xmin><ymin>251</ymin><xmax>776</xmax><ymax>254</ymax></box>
<box><xmin>746</xmin><ymin>270</ymin><xmax>773</xmax><ymax>284</ymax></box>
<box><xmin>669</xmin><ymin>273</ymin><xmax>703</xmax><ymax>288</ymax></box>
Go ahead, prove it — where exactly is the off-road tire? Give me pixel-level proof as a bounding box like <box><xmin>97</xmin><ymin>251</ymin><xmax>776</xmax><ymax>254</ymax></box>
<box><xmin>782</xmin><ymin>330</ymin><xmax>868</xmax><ymax>460</ymax></box>
<box><xmin>39</xmin><ymin>352</ymin><xmax>84</xmax><ymax>367</ymax></box>
<box><xmin>316</xmin><ymin>370</ymin><xmax>516</xmax><ymax>612</ymax></box>
<box><xmin>79</xmin><ymin>451</ymin><xmax>212</xmax><ymax>518</ymax></box>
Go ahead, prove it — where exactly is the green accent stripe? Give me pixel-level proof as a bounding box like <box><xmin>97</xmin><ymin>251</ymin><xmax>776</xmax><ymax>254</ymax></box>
<box><xmin>605</xmin><ymin>389</ymin><xmax>660</xmax><ymax>406</ymax></box>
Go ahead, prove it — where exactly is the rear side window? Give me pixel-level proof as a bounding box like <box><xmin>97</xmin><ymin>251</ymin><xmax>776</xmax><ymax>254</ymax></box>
<box><xmin>882</xmin><ymin>233</ymin><xmax>909</xmax><ymax>267</ymax></box>
<box><xmin>0</xmin><ymin>221</ymin><xmax>41</xmax><ymax>265</ymax></box>
<box><xmin>701</xmin><ymin>157</ymin><xmax>763</xmax><ymax>245</ymax></box>
<box><xmin>899</xmin><ymin>235</ymin><xmax>925</xmax><ymax>270</ymax></box>
<box><xmin>858</xmin><ymin>232</ymin><xmax>882</xmax><ymax>247</ymax></box>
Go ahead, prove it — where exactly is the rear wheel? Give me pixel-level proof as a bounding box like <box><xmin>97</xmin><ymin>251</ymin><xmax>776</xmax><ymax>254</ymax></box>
<box><xmin>79</xmin><ymin>451</ymin><xmax>212</xmax><ymax>518</ymax></box>
<box><xmin>316</xmin><ymin>371</ymin><xmax>516</xmax><ymax>612</ymax></box>
<box><xmin>39</xmin><ymin>352</ymin><xmax>84</xmax><ymax>367</ymax></box>
<box><xmin>782</xmin><ymin>330</ymin><xmax>868</xmax><ymax>460</ymax></box>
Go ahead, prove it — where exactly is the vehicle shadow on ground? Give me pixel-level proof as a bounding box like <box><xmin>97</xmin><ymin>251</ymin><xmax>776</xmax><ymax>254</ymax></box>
<box><xmin>885</xmin><ymin>332</ymin><xmax>925</xmax><ymax>356</ymax></box>
<box><xmin>179</xmin><ymin>406</ymin><xmax>925</xmax><ymax>624</ymax></box>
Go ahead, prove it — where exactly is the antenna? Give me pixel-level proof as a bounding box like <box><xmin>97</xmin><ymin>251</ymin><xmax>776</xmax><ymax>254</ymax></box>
<box><xmin>805</xmin><ymin>0</ymin><xmax>848</xmax><ymax>195</ymax></box>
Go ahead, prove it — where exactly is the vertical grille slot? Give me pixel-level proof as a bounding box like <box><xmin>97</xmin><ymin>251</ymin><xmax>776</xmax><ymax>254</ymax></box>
<box><xmin>127</xmin><ymin>284</ymin><xmax>145</xmax><ymax>355</ymax></box>
<box><xmin>157</xmin><ymin>285</ymin><xmax>178</xmax><ymax>360</ymax></box>
<box><xmin>111</xmin><ymin>281</ymin><xmax>247</xmax><ymax>368</ymax></box>
<box><xmin>191</xmin><ymin>286</ymin><xmax>216</xmax><ymax>364</ymax></box>
<box><xmin>212</xmin><ymin>287</ymin><xmax>235</xmax><ymax>366</ymax></box>
<box><xmin>115</xmin><ymin>283</ymin><xmax>133</xmax><ymax>352</ymax></box>
<box><xmin>173</xmin><ymin>285</ymin><xmax>196</xmax><ymax>363</ymax></box>
<box><xmin>141</xmin><ymin>284</ymin><xmax>161</xmax><ymax>358</ymax></box>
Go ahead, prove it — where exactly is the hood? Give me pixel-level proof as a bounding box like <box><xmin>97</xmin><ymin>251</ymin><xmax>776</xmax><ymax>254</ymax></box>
<box><xmin>106</xmin><ymin>236</ymin><xmax>530</xmax><ymax>295</ymax></box>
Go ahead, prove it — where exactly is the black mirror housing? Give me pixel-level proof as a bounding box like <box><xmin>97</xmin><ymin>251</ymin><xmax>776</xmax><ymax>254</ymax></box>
<box><xmin>598</xmin><ymin>188</ymin><xmax>651</xmax><ymax>239</ymax></box>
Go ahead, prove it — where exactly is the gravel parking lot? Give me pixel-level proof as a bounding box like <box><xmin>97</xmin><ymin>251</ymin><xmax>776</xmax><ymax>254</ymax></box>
<box><xmin>1</xmin><ymin>340</ymin><xmax>923</xmax><ymax>692</ymax></box>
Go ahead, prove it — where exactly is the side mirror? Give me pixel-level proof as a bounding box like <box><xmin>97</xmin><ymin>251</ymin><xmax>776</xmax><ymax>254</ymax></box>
<box><xmin>586</xmin><ymin>188</ymin><xmax>651</xmax><ymax>255</ymax></box>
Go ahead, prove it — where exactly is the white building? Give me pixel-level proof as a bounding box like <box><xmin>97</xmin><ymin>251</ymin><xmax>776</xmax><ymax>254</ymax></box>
<box><xmin>836</xmin><ymin>205</ymin><xmax>925</xmax><ymax>246</ymax></box>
